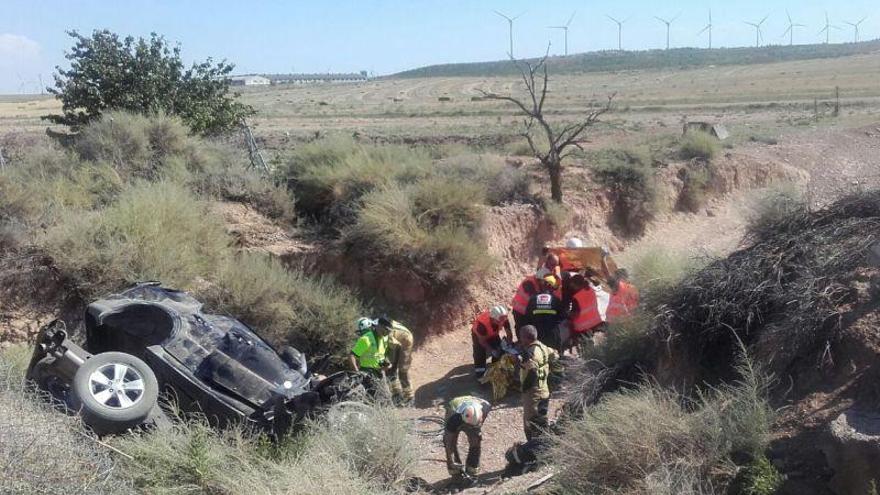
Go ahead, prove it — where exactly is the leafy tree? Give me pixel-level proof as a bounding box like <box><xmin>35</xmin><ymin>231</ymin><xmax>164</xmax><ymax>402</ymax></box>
<box><xmin>44</xmin><ymin>30</ymin><xmax>254</xmax><ymax>135</ymax></box>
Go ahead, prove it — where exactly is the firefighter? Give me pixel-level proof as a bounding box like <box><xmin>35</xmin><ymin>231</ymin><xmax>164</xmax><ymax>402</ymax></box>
<box><xmin>376</xmin><ymin>316</ymin><xmax>414</xmax><ymax>406</ymax></box>
<box><xmin>518</xmin><ymin>325</ymin><xmax>562</xmax><ymax>440</ymax></box>
<box><xmin>471</xmin><ymin>305</ymin><xmax>514</xmax><ymax>379</ymax></box>
<box><xmin>510</xmin><ymin>271</ymin><xmax>541</xmax><ymax>333</ymax></box>
<box><xmin>443</xmin><ymin>395</ymin><xmax>491</xmax><ymax>479</ymax></box>
<box><xmin>606</xmin><ymin>268</ymin><xmax>640</xmax><ymax>323</ymax></box>
<box><xmin>523</xmin><ymin>275</ymin><xmax>567</xmax><ymax>349</ymax></box>
<box><xmin>567</xmin><ymin>274</ymin><xmax>604</xmax><ymax>348</ymax></box>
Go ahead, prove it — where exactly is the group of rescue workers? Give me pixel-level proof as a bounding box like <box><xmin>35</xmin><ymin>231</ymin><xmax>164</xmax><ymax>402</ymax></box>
<box><xmin>347</xmin><ymin>237</ymin><xmax>639</xmax><ymax>482</ymax></box>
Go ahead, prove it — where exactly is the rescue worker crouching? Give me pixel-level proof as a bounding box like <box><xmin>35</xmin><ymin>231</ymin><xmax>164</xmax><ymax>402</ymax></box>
<box><xmin>443</xmin><ymin>396</ymin><xmax>491</xmax><ymax>479</ymax></box>
<box><xmin>510</xmin><ymin>271</ymin><xmax>541</xmax><ymax>334</ymax></box>
<box><xmin>348</xmin><ymin>317</ymin><xmax>392</xmax><ymax>397</ymax></box>
<box><xmin>518</xmin><ymin>325</ymin><xmax>562</xmax><ymax>440</ymax></box>
<box><xmin>471</xmin><ymin>305</ymin><xmax>513</xmax><ymax>379</ymax></box>
<box><xmin>376</xmin><ymin>316</ymin><xmax>415</xmax><ymax>406</ymax></box>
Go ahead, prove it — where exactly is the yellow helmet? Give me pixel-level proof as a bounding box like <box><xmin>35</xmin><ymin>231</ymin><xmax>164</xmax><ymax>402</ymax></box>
<box><xmin>543</xmin><ymin>275</ymin><xmax>560</xmax><ymax>289</ymax></box>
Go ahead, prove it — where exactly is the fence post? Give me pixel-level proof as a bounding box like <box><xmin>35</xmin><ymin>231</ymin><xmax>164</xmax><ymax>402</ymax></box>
<box><xmin>814</xmin><ymin>98</ymin><xmax>819</xmax><ymax>121</ymax></box>
<box><xmin>0</xmin><ymin>147</ymin><xmax>6</xmax><ymax>170</ymax></box>
<box><xmin>834</xmin><ymin>86</ymin><xmax>840</xmax><ymax>117</ymax></box>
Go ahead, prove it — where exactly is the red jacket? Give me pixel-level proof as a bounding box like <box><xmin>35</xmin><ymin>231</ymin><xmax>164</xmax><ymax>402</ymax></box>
<box><xmin>570</xmin><ymin>287</ymin><xmax>603</xmax><ymax>333</ymax></box>
<box><xmin>511</xmin><ymin>276</ymin><xmax>539</xmax><ymax>315</ymax></box>
<box><xmin>606</xmin><ymin>281</ymin><xmax>639</xmax><ymax>322</ymax></box>
<box><xmin>472</xmin><ymin>310</ymin><xmax>509</xmax><ymax>347</ymax></box>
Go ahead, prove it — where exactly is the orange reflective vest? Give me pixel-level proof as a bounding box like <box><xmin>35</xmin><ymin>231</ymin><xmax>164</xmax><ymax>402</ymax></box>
<box><xmin>471</xmin><ymin>310</ymin><xmax>505</xmax><ymax>347</ymax></box>
<box><xmin>511</xmin><ymin>276</ymin><xmax>539</xmax><ymax>315</ymax></box>
<box><xmin>570</xmin><ymin>287</ymin><xmax>603</xmax><ymax>333</ymax></box>
<box><xmin>606</xmin><ymin>281</ymin><xmax>640</xmax><ymax>322</ymax></box>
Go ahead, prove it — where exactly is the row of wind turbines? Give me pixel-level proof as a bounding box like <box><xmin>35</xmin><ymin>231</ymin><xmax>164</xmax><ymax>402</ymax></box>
<box><xmin>494</xmin><ymin>10</ymin><xmax>870</xmax><ymax>57</ymax></box>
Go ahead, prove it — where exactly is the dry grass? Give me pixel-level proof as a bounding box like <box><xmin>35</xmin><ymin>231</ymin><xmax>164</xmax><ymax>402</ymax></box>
<box><xmin>552</xmin><ymin>355</ymin><xmax>774</xmax><ymax>495</ymax></box>
<box><xmin>0</xmin><ymin>346</ymin><xmax>133</xmax><ymax>495</ymax></box>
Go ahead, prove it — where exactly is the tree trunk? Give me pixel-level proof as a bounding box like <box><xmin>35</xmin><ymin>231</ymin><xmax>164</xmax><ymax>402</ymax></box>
<box><xmin>547</xmin><ymin>160</ymin><xmax>563</xmax><ymax>202</ymax></box>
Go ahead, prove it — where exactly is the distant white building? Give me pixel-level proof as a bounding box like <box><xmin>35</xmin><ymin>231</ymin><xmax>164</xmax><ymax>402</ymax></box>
<box><xmin>229</xmin><ymin>75</ymin><xmax>271</xmax><ymax>86</ymax></box>
<box><xmin>274</xmin><ymin>71</ymin><xmax>369</xmax><ymax>85</ymax></box>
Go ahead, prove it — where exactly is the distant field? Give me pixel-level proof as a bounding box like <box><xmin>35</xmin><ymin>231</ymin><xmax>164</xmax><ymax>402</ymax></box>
<box><xmin>3</xmin><ymin>51</ymin><xmax>880</xmax><ymax>149</ymax></box>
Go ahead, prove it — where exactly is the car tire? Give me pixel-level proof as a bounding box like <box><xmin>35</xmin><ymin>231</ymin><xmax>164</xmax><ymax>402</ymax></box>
<box><xmin>70</xmin><ymin>351</ymin><xmax>158</xmax><ymax>435</ymax></box>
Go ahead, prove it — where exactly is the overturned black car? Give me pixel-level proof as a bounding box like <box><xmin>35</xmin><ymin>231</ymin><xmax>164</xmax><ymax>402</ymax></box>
<box><xmin>27</xmin><ymin>282</ymin><xmax>362</xmax><ymax>435</ymax></box>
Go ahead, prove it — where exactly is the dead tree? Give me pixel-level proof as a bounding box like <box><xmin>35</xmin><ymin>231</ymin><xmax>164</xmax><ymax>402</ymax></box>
<box><xmin>482</xmin><ymin>55</ymin><xmax>612</xmax><ymax>203</ymax></box>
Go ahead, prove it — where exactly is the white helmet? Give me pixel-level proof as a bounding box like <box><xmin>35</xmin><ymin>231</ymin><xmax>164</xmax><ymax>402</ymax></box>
<box><xmin>489</xmin><ymin>305</ymin><xmax>508</xmax><ymax>321</ymax></box>
<box><xmin>356</xmin><ymin>317</ymin><xmax>375</xmax><ymax>333</ymax></box>
<box><xmin>457</xmin><ymin>401</ymin><xmax>483</xmax><ymax>427</ymax></box>
<box><xmin>565</xmin><ymin>237</ymin><xmax>585</xmax><ymax>248</ymax></box>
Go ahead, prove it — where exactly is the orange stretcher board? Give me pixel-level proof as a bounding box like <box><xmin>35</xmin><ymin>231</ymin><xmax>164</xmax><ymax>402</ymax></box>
<box><xmin>546</xmin><ymin>247</ymin><xmax>619</xmax><ymax>283</ymax></box>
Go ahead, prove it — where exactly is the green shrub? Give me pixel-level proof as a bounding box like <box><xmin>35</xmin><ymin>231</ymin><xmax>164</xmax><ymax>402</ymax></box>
<box><xmin>551</xmin><ymin>355</ymin><xmax>774</xmax><ymax>494</ymax></box>
<box><xmin>343</xmin><ymin>183</ymin><xmax>487</xmax><ymax>292</ymax></box>
<box><xmin>679</xmin><ymin>131</ymin><xmax>721</xmax><ymax>161</ymax></box>
<box><xmin>0</xmin><ymin>142</ymin><xmax>123</xmax><ymax>224</ymax></box>
<box><xmin>746</xmin><ymin>184</ymin><xmax>805</xmax><ymax>241</ymax></box>
<box><xmin>626</xmin><ymin>246</ymin><xmax>705</xmax><ymax>310</ymax></box>
<box><xmin>676</xmin><ymin>162</ymin><xmax>714</xmax><ymax>213</ymax></box>
<box><xmin>592</xmin><ymin>160</ymin><xmax>657</xmax><ymax>236</ymax></box>
<box><xmin>276</xmin><ymin>136</ymin><xmax>431</xmax><ymax>224</ymax></box>
<box><xmin>42</xmin><ymin>181</ymin><xmax>230</xmax><ymax>295</ymax></box>
<box><xmin>740</xmin><ymin>455</ymin><xmax>783</xmax><ymax>495</ymax></box>
<box><xmin>208</xmin><ymin>252</ymin><xmax>367</xmax><ymax>358</ymax></box>
<box><xmin>436</xmin><ymin>154</ymin><xmax>531</xmax><ymax>206</ymax></box>
<box><xmin>187</xmin><ymin>142</ymin><xmax>295</xmax><ymax>222</ymax></box>
<box><xmin>410</xmin><ymin>177</ymin><xmax>485</xmax><ymax>230</ymax></box>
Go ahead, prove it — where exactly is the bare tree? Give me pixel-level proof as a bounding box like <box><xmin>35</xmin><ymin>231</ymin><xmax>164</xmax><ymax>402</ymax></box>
<box><xmin>482</xmin><ymin>55</ymin><xmax>613</xmax><ymax>203</ymax></box>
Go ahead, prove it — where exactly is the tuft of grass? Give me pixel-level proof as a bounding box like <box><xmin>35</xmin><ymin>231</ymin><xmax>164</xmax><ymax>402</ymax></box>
<box><xmin>75</xmin><ymin>111</ymin><xmax>190</xmax><ymax>179</ymax></box>
<box><xmin>343</xmin><ymin>183</ymin><xmax>487</xmax><ymax>293</ymax></box>
<box><xmin>676</xmin><ymin>161</ymin><xmax>714</xmax><ymax>213</ymax></box>
<box><xmin>276</xmin><ymin>135</ymin><xmax>432</xmax><ymax>225</ymax></box>
<box><xmin>0</xmin><ymin>347</ymin><xmax>133</xmax><ymax>495</ymax></box>
<box><xmin>592</xmin><ymin>159</ymin><xmax>658</xmax><ymax>236</ymax></box>
<box><xmin>551</xmin><ymin>353</ymin><xmax>774</xmax><ymax>494</ymax></box>
<box><xmin>42</xmin><ymin>181</ymin><xmax>231</xmax><ymax>296</ymax></box>
<box><xmin>745</xmin><ymin>183</ymin><xmax>805</xmax><ymax>242</ymax></box>
<box><xmin>679</xmin><ymin>130</ymin><xmax>721</xmax><ymax>161</ymax></box>
<box><xmin>207</xmin><ymin>252</ymin><xmax>367</xmax><ymax>359</ymax></box>
<box><xmin>435</xmin><ymin>154</ymin><xmax>531</xmax><ymax>206</ymax></box>
<box><xmin>114</xmin><ymin>401</ymin><xmax>414</xmax><ymax>495</ymax></box>
<box><xmin>740</xmin><ymin>455</ymin><xmax>783</xmax><ymax>495</ymax></box>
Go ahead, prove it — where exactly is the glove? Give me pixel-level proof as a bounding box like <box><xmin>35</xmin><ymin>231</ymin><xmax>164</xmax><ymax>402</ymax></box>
<box><xmin>448</xmin><ymin>463</ymin><xmax>464</xmax><ymax>476</ymax></box>
<box><xmin>600</xmin><ymin>246</ymin><xmax>610</xmax><ymax>257</ymax></box>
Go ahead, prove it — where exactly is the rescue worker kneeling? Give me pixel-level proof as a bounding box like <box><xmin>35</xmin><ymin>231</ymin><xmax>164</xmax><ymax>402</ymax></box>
<box><xmin>348</xmin><ymin>317</ymin><xmax>392</xmax><ymax>397</ymax></box>
<box><xmin>518</xmin><ymin>325</ymin><xmax>562</xmax><ymax>440</ymax></box>
<box><xmin>443</xmin><ymin>396</ymin><xmax>491</xmax><ymax>479</ymax></box>
<box><xmin>471</xmin><ymin>305</ymin><xmax>513</xmax><ymax>379</ymax></box>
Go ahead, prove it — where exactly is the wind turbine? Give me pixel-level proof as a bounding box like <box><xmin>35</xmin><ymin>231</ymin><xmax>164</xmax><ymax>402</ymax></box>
<box><xmin>494</xmin><ymin>10</ymin><xmax>525</xmax><ymax>58</ymax></box>
<box><xmin>818</xmin><ymin>12</ymin><xmax>840</xmax><ymax>44</ymax></box>
<box><xmin>654</xmin><ymin>13</ymin><xmax>680</xmax><ymax>50</ymax></box>
<box><xmin>698</xmin><ymin>9</ymin><xmax>713</xmax><ymax>49</ymax></box>
<box><xmin>744</xmin><ymin>15</ymin><xmax>769</xmax><ymax>48</ymax></box>
<box><xmin>549</xmin><ymin>12</ymin><xmax>576</xmax><ymax>56</ymax></box>
<box><xmin>607</xmin><ymin>15</ymin><xmax>629</xmax><ymax>51</ymax></box>
<box><xmin>783</xmin><ymin>10</ymin><xmax>806</xmax><ymax>46</ymax></box>
<box><xmin>844</xmin><ymin>17</ymin><xmax>868</xmax><ymax>43</ymax></box>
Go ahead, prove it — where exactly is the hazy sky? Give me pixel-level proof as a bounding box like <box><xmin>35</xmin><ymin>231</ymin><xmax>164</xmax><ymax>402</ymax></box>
<box><xmin>2</xmin><ymin>0</ymin><xmax>879</xmax><ymax>93</ymax></box>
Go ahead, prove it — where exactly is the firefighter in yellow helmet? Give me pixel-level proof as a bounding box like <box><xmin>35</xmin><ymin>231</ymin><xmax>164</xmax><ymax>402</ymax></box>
<box><xmin>443</xmin><ymin>395</ymin><xmax>491</xmax><ymax>479</ymax></box>
<box><xmin>375</xmin><ymin>316</ymin><xmax>415</xmax><ymax>406</ymax></box>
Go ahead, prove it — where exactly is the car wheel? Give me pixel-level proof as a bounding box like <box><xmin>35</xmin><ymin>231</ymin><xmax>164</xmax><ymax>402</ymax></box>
<box><xmin>70</xmin><ymin>351</ymin><xmax>158</xmax><ymax>435</ymax></box>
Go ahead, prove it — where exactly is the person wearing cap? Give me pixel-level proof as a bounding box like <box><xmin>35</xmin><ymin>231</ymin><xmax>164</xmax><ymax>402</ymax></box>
<box><xmin>523</xmin><ymin>274</ymin><xmax>567</xmax><ymax>348</ymax></box>
<box><xmin>375</xmin><ymin>316</ymin><xmax>415</xmax><ymax>406</ymax></box>
<box><xmin>443</xmin><ymin>395</ymin><xmax>491</xmax><ymax>479</ymax></box>
<box><xmin>470</xmin><ymin>305</ymin><xmax>514</xmax><ymax>379</ymax></box>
